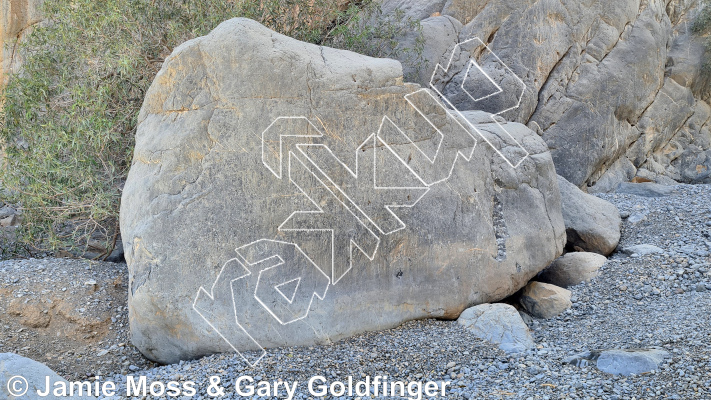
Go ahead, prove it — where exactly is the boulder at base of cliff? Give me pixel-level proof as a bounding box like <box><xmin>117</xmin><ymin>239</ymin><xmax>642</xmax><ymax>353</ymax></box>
<box><xmin>120</xmin><ymin>18</ymin><xmax>565</xmax><ymax>365</ymax></box>
<box><xmin>558</xmin><ymin>175</ymin><xmax>621</xmax><ymax>256</ymax></box>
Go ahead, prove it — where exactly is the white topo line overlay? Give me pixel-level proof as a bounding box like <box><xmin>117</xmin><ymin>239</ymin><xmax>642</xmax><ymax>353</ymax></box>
<box><xmin>193</xmin><ymin>257</ymin><xmax>266</xmax><ymax>367</ymax></box>
<box><xmin>194</xmin><ymin>37</ymin><xmax>529</xmax><ymax>366</ymax></box>
<box><xmin>430</xmin><ymin>37</ymin><xmax>529</xmax><ymax>169</ymax></box>
<box><xmin>193</xmin><ymin>240</ymin><xmax>329</xmax><ymax>367</ymax></box>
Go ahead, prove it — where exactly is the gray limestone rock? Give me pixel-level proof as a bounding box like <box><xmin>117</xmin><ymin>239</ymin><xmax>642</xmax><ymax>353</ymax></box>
<box><xmin>457</xmin><ymin>303</ymin><xmax>535</xmax><ymax>354</ymax></box>
<box><xmin>564</xmin><ymin>348</ymin><xmax>670</xmax><ymax>376</ymax></box>
<box><xmin>538</xmin><ymin>252</ymin><xmax>606</xmax><ymax>287</ymax></box>
<box><xmin>376</xmin><ymin>0</ymin><xmax>447</xmax><ymax>21</ymax></box>
<box><xmin>558</xmin><ymin>175</ymin><xmax>621</xmax><ymax>256</ymax></box>
<box><xmin>621</xmin><ymin>244</ymin><xmax>665</xmax><ymax>256</ymax></box>
<box><xmin>120</xmin><ymin>18</ymin><xmax>565</xmax><ymax>364</ymax></box>
<box><xmin>615</xmin><ymin>182</ymin><xmax>677</xmax><ymax>197</ymax></box>
<box><xmin>398</xmin><ymin>15</ymin><xmax>462</xmax><ymax>86</ymax></box>
<box><xmin>381</xmin><ymin>0</ymin><xmax>711</xmax><ymax>190</ymax></box>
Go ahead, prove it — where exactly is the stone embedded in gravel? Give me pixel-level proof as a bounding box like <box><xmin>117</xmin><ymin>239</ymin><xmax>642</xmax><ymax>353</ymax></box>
<box><xmin>0</xmin><ymin>215</ymin><xmax>17</xmax><ymax>227</ymax></box>
<box><xmin>0</xmin><ymin>205</ymin><xmax>16</xmax><ymax>219</ymax></box>
<box><xmin>627</xmin><ymin>209</ymin><xmax>650</xmax><ymax>225</ymax></box>
<box><xmin>621</xmin><ymin>244</ymin><xmax>665</xmax><ymax>256</ymax></box>
<box><xmin>564</xmin><ymin>348</ymin><xmax>670</xmax><ymax>376</ymax></box>
<box><xmin>615</xmin><ymin>182</ymin><xmax>676</xmax><ymax>197</ymax></box>
<box><xmin>519</xmin><ymin>281</ymin><xmax>572</xmax><ymax>319</ymax></box>
<box><xmin>538</xmin><ymin>252</ymin><xmax>606</xmax><ymax>287</ymax></box>
<box><xmin>0</xmin><ymin>353</ymin><xmax>96</xmax><ymax>399</ymax></box>
<box><xmin>457</xmin><ymin>303</ymin><xmax>535</xmax><ymax>354</ymax></box>
<box><xmin>557</xmin><ymin>175</ymin><xmax>622</xmax><ymax>256</ymax></box>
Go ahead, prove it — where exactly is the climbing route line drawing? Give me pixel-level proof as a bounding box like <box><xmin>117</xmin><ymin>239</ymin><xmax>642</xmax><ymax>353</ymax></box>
<box><xmin>193</xmin><ymin>37</ymin><xmax>528</xmax><ymax>367</ymax></box>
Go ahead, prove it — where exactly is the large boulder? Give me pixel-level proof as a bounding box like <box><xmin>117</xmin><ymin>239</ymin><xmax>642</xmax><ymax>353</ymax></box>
<box><xmin>558</xmin><ymin>175</ymin><xmax>621</xmax><ymax>256</ymax></box>
<box><xmin>120</xmin><ymin>18</ymin><xmax>565</xmax><ymax>364</ymax></box>
<box><xmin>396</xmin><ymin>15</ymin><xmax>462</xmax><ymax>86</ymax></box>
<box><xmin>376</xmin><ymin>0</ymin><xmax>448</xmax><ymax>21</ymax></box>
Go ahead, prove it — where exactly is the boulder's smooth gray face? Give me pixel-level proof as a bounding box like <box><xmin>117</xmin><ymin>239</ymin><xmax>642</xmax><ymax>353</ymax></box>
<box><xmin>120</xmin><ymin>18</ymin><xmax>565</xmax><ymax>365</ymax></box>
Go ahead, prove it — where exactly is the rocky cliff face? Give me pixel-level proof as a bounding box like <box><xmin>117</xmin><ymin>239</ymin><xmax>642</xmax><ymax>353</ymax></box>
<box><xmin>382</xmin><ymin>0</ymin><xmax>711</xmax><ymax>189</ymax></box>
<box><xmin>0</xmin><ymin>0</ymin><xmax>43</xmax><ymax>88</ymax></box>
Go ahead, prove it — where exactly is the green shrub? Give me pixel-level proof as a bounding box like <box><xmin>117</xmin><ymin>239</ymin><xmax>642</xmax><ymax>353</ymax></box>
<box><xmin>694</xmin><ymin>1</ymin><xmax>711</xmax><ymax>72</ymax></box>
<box><xmin>0</xmin><ymin>0</ymin><xmax>423</xmax><ymax>259</ymax></box>
<box><xmin>692</xmin><ymin>0</ymin><xmax>711</xmax><ymax>101</ymax></box>
<box><xmin>694</xmin><ymin>0</ymin><xmax>711</xmax><ymax>33</ymax></box>
<box><xmin>325</xmin><ymin>5</ymin><xmax>425</xmax><ymax>77</ymax></box>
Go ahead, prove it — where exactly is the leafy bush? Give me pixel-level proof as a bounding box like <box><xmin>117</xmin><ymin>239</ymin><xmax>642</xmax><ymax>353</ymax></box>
<box><xmin>694</xmin><ymin>0</ymin><xmax>711</xmax><ymax>34</ymax></box>
<box><xmin>325</xmin><ymin>6</ymin><xmax>425</xmax><ymax>76</ymax></box>
<box><xmin>692</xmin><ymin>0</ymin><xmax>711</xmax><ymax>99</ymax></box>
<box><xmin>0</xmin><ymin>0</ymin><xmax>423</xmax><ymax>259</ymax></box>
<box><xmin>694</xmin><ymin>1</ymin><xmax>711</xmax><ymax>70</ymax></box>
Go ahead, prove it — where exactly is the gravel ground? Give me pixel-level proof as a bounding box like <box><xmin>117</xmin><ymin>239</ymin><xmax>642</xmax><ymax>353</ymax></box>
<box><xmin>0</xmin><ymin>258</ymin><xmax>154</xmax><ymax>379</ymax></box>
<box><xmin>3</xmin><ymin>183</ymin><xmax>711</xmax><ymax>399</ymax></box>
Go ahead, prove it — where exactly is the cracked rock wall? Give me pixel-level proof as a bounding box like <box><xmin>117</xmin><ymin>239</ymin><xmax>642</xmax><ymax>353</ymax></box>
<box><xmin>381</xmin><ymin>0</ymin><xmax>711</xmax><ymax>188</ymax></box>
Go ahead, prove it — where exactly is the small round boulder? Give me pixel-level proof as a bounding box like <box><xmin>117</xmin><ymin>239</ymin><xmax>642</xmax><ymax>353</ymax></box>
<box><xmin>520</xmin><ymin>281</ymin><xmax>572</xmax><ymax>319</ymax></box>
<box><xmin>538</xmin><ymin>252</ymin><xmax>606</xmax><ymax>287</ymax></box>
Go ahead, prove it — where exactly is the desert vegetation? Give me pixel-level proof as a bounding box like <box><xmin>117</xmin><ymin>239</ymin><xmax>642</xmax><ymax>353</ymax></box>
<box><xmin>0</xmin><ymin>0</ymin><xmax>423</xmax><ymax>258</ymax></box>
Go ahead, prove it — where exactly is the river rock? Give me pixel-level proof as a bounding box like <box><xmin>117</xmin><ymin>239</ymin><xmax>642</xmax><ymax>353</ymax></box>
<box><xmin>519</xmin><ymin>281</ymin><xmax>572</xmax><ymax>319</ymax></box>
<box><xmin>615</xmin><ymin>182</ymin><xmax>677</xmax><ymax>197</ymax></box>
<box><xmin>0</xmin><ymin>353</ymin><xmax>96</xmax><ymax>399</ymax></box>
<box><xmin>120</xmin><ymin>18</ymin><xmax>565</xmax><ymax>364</ymax></box>
<box><xmin>621</xmin><ymin>244</ymin><xmax>665</xmax><ymax>257</ymax></box>
<box><xmin>564</xmin><ymin>348</ymin><xmax>670</xmax><ymax>376</ymax></box>
<box><xmin>538</xmin><ymin>252</ymin><xmax>606</xmax><ymax>287</ymax></box>
<box><xmin>457</xmin><ymin>303</ymin><xmax>535</xmax><ymax>354</ymax></box>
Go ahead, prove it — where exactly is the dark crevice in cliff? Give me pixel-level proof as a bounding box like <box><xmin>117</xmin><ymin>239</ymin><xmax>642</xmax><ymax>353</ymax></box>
<box><xmin>525</xmin><ymin>45</ymin><xmax>574</xmax><ymax>126</ymax></box>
